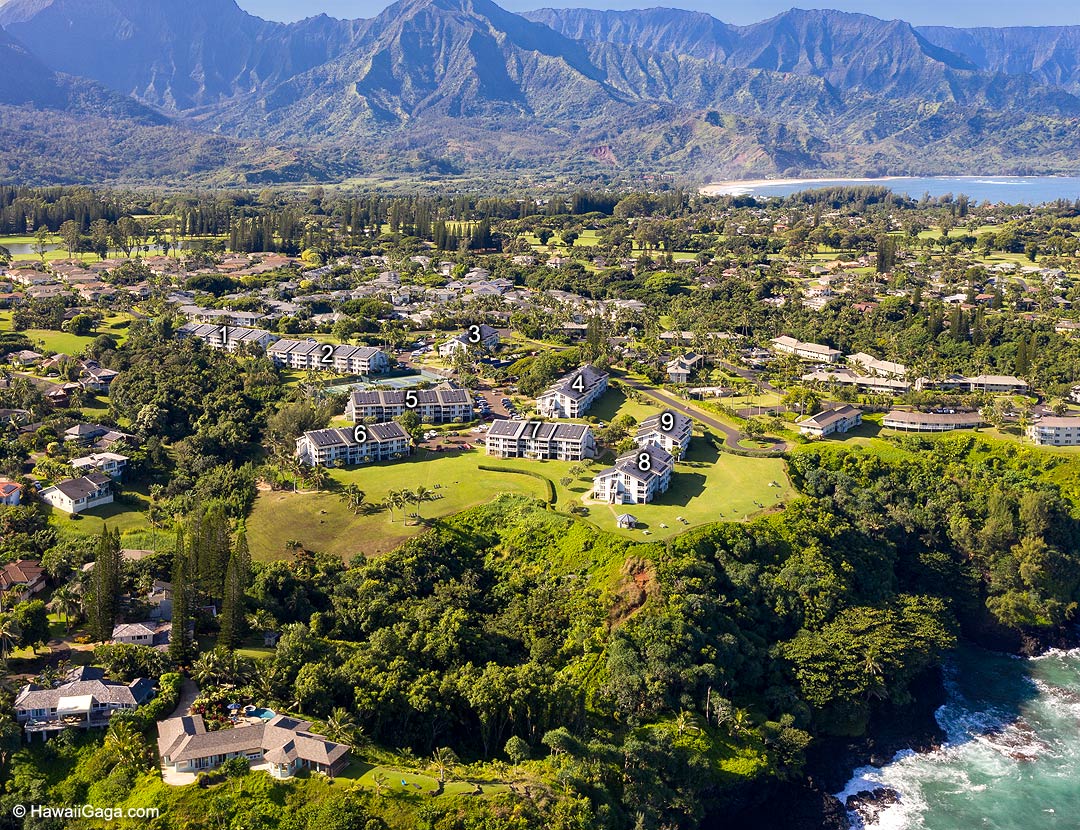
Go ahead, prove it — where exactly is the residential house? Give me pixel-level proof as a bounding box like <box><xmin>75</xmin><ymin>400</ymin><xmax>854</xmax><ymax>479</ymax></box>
<box><xmin>484</xmin><ymin>421</ymin><xmax>596</xmax><ymax>461</ymax></box>
<box><xmin>295</xmin><ymin>423</ymin><xmax>410</xmax><ymax>467</ymax></box>
<box><xmin>0</xmin><ymin>559</ymin><xmax>45</xmax><ymax>600</ymax></box>
<box><xmin>111</xmin><ymin>622</ymin><xmax>163</xmax><ymax>646</ymax></box>
<box><xmin>536</xmin><ymin>365</ymin><xmax>609</xmax><ymax>418</ymax></box>
<box><xmin>157</xmin><ymin>713</ymin><xmax>350</xmax><ymax>780</ymax></box>
<box><xmin>71</xmin><ymin>452</ymin><xmax>128</xmax><ymax>479</ymax></box>
<box><xmin>40</xmin><ymin>473</ymin><xmax>113</xmax><ymax>514</ymax></box>
<box><xmin>592</xmin><ymin>444</ymin><xmax>674</xmax><ymax>505</ymax></box>
<box><xmin>15</xmin><ymin>672</ymin><xmax>155</xmax><ymax>738</ymax></box>
<box><xmin>78</xmin><ymin>362</ymin><xmax>120</xmax><ymax>393</ymax></box>
<box><xmin>0</xmin><ymin>477</ymin><xmax>21</xmax><ymax>506</ymax></box>
<box><xmin>797</xmin><ymin>404</ymin><xmax>863</xmax><ymax>437</ymax></box>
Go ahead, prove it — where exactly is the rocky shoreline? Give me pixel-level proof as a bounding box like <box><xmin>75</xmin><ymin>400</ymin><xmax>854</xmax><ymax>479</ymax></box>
<box><xmin>715</xmin><ymin>623</ymin><xmax>1080</xmax><ymax>830</ymax></box>
<box><xmin>716</xmin><ymin>666</ymin><xmax>947</xmax><ymax>830</ymax></box>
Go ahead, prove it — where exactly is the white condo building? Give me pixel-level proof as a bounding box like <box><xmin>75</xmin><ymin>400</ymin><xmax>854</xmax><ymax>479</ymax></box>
<box><xmin>484</xmin><ymin>421</ymin><xmax>596</xmax><ymax>461</ymax></box>
<box><xmin>268</xmin><ymin>340</ymin><xmax>390</xmax><ymax>375</ymax></box>
<box><xmin>536</xmin><ymin>365</ymin><xmax>609</xmax><ymax>418</ymax></box>
<box><xmin>346</xmin><ymin>384</ymin><xmax>473</xmax><ymax>424</ymax></box>
<box><xmin>592</xmin><ymin>444</ymin><xmax>674</xmax><ymax>505</ymax></box>
<box><xmin>295</xmin><ymin>423</ymin><xmax>410</xmax><ymax>467</ymax></box>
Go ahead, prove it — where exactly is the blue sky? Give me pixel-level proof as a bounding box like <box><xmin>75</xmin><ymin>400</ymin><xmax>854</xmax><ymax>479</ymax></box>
<box><xmin>238</xmin><ymin>0</ymin><xmax>1080</xmax><ymax>26</ymax></box>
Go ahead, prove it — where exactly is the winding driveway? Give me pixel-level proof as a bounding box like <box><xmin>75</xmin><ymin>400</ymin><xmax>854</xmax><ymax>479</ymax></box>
<box><xmin>620</xmin><ymin>378</ymin><xmax>788</xmax><ymax>454</ymax></box>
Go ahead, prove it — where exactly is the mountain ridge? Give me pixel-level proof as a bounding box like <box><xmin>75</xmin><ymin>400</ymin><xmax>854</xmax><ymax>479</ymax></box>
<box><xmin>4</xmin><ymin>0</ymin><xmax>1080</xmax><ymax>185</ymax></box>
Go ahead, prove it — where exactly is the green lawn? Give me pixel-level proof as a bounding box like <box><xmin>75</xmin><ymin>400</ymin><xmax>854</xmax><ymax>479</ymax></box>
<box><xmin>246</xmin><ymin>449</ymin><xmax>552</xmax><ymax>560</ymax></box>
<box><xmin>248</xmin><ymin>433</ymin><xmax>794</xmax><ymax>559</ymax></box>
<box><xmin>1</xmin><ymin>312</ymin><xmax>134</xmax><ymax>356</ymax></box>
<box><xmin>44</xmin><ymin>486</ymin><xmax>173</xmax><ymax>549</ymax></box>
<box><xmin>337</xmin><ymin>762</ymin><xmax>512</xmax><ymax>798</ymax></box>
<box><xmin>585</xmin><ymin>438</ymin><xmax>793</xmax><ymax>538</ymax></box>
<box><xmin>588</xmin><ymin>386</ymin><xmax>665</xmax><ymax>423</ymax></box>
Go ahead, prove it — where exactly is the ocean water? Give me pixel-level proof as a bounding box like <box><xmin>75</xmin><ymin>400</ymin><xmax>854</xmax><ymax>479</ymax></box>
<box><xmin>706</xmin><ymin>176</ymin><xmax>1080</xmax><ymax>205</ymax></box>
<box><xmin>837</xmin><ymin>644</ymin><xmax>1080</xmax><ymax>829</ymax></box>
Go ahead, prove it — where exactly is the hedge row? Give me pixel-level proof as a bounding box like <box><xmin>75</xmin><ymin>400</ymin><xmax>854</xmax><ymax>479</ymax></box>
<box><xmin>477</xmin><ymin>465</ymin><xmax>557</xmax><ymax>505</ymax></box>
<box><xmin>113</xmin><ymin>671</ymin><xmax>184</xmax><ymax>733</ymax></box>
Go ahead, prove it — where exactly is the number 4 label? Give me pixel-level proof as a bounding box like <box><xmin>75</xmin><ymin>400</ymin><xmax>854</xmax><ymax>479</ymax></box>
<box><xmin>571</xmin><ymin>374</ymin><xmax>585</xmax><ymax>392</ymax></box>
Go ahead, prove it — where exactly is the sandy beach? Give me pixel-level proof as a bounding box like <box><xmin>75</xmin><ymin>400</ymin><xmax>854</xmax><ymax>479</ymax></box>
<box><xmin>700</xmin><ymin>176</ymin><xmax>906</xmax><ymax>196</ymax></box>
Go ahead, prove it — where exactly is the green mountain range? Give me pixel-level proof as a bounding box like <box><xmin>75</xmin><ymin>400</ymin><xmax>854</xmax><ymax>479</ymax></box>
<box><xmin>3</xmin><ymin>0</ymin><xmax>1080</xmax><ymax>185</ymax></box>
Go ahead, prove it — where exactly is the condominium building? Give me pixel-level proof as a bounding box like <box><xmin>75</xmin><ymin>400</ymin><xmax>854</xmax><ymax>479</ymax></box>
<box><xmin>295</xmin><ymin>422</ymin><xmax>410</xmax><ymax>467</ymax></box>
<box><xmin>177</xmin><ymin>323</ymin><xmax>279</xmax><ymax>353</ymax></box>
<box><xmin>1027</xmin><ymin>416</ymin><xmax>1080</xmax><ymax>446</ymax></box>
<box><xmin>484</xmin><ymin>420</ymin><xmax>596</xmax><ymax>461</ymax></box>
<box><xmin>797</xmin><ymin>404</ymin><xmax>863</xmax><ymax>437</ymax></box>
<box><xmin>635</xmin><ymin>411</ymin><xmax>692</xmax><ymax>455</ymax></box>
<box><xmin>915</xmin><ymin>374</ymin><xmax>1028</xmax><ymax>394</ymax></box>
<box><xmin>536</xmin><ymin>365</ymin><xmax>609</xmax><ymax>418</ymax></box>
<box><xmin>770</xmin><ymin>335</ymin><xmax>843</xmax><ymax>363</ymax></box>
<box><xmin>882</xmin><ymin>410</ymin><xmax>983</xmax><ymax>432</ymax></box>
<box><xmin>847</xmin><ymin>352</ymin><xmax>907</xmax><ymax>377</ymax></box>
<box><xmin>346</xmin><ymin>383</ymin><xmax>473</xmax><ymax>424</ymax></box>
<box><xmin>438</xmin><ymin>324</ymin><xmax>500</xmax><ymax>357</ymax></box>
<box><xmin>592</xmin><ymin>444</ymin><xmax>674</xmax><ymax>505</ymax></box>
<box><xmin>801</xmin><ymin>368</ymin><xmax>911</xmax><ymax>395</ymax></box>
<box><xmin>268</xmin><ymin>339</ymin><xmax>390</xmax><ymax>375</ymax></box>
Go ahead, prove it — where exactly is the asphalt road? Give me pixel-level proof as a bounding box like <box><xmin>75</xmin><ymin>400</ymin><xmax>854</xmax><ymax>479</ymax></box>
<box><xmin>621</xmin><ymin>378</ymin><xmax>787</xmax><ymax>454</ymax></box>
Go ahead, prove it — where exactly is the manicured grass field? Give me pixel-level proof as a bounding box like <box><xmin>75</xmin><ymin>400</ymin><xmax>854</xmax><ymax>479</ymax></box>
<box><xmin>334</xmin><ymin>762</ymin><xmax>512</xmax><ymax>798</ymax></box>
<box><xmin>246</xmin><ymin>449</ymin><xmax>553</xmax><ymax>560</ymax></box>
<box><xmin>586</xmin><ymin>439</ymin><xmax>792</xmax><ymax>538</ymax></box>
<box><xmin>588</xmin><ymin>385</ymin><xmax>665</xmax><ymax>423</ymax></box>
<box><xmin>247</xmin><ymin>433</ymin><xmax>794</xmax><ymax>560</ymax></box>
<box><xmin>0</xmin><ymin>312</ymin><xmax>133</xmax><ymax>355</ymax></box>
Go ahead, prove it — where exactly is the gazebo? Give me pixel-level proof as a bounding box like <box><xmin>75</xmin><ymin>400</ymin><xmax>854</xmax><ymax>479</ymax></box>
<box><xmin>616</xmin><ymin>514</ymin><xmax>637</xmax><ymax>529</ymax></box>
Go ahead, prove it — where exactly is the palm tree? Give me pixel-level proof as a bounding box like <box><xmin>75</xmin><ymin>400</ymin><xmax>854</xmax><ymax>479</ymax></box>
<box><xmin>674</xmin><ymin>710</ymin><xmax>700</xmax><ymax>736</ymax></box>
<box><xmin>339</xmin><ymin>484</ymin><xmax>366</xmax><ymax>515</ymax></box>
<box><xmin>324</xmin><ymin>707</ymin><xmax>362</xmax><ymax>746</ymax></box>
<box><xmin>49</xmin><ymin>583</ymin><xmax>81</xmax><ymax>632</ymax></box>
<box><xmin>387</xmin><ymin>490</ymin><xmax>408</xmax><ymax>523</ymax></box>
<box><xmin>1017</xmin><ymin>409</ymin><xmax>1032</xmax><ymax>440</ymax></box>
<box><xmin>431</xmin><ymin>746</ymin><xmax>458</xmax><ymax>784</ymax></box>
<box><xmin>306</xmin><ymin>464</ymin><xmax>328</xmax><ymax>491</ymax></box>
<box><xmin>372</xmin><ymin>772</ymin><xmax>389</xmax><ymax>796</ymax></box>
<box><xmin>105</xmin><ymin>720</ymin><xmax>148</xmax><ymax>769</ymax></box>
<box><xmin>412</xmin><ymin>486</ymin><xmax>434</xmax><ymax>523</ymax></box>
<box><xmin>0</xmin><ymin>711</ymin><xmax>21</xmax><ymax>769</ymax></box>
<box><xmin>0</xmin><ymin>614</ymin><xmax>21</xmax><ymax>660</ymax></box>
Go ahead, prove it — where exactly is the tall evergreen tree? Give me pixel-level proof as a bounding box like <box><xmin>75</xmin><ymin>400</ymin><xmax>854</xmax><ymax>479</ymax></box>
<box><xmin>88</xmin><ymin>526</ymin><xmax>122</xmax><ymax>642</ymax></box>
<box><xmin>169</xmin><ymin>531</ymin><xmax>195</xmax><ymax>666</ymax></box>
<box><xmin>218</xmin><ymin>529</ymin><xmax>251</xmax><ymax>650</ymax></box>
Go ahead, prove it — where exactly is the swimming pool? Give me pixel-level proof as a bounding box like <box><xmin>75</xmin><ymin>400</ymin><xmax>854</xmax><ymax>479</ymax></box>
<box><xmin>248</xmin><ymin>708</ymin><xmax>276</xmax><ymax>720</ymax></box>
